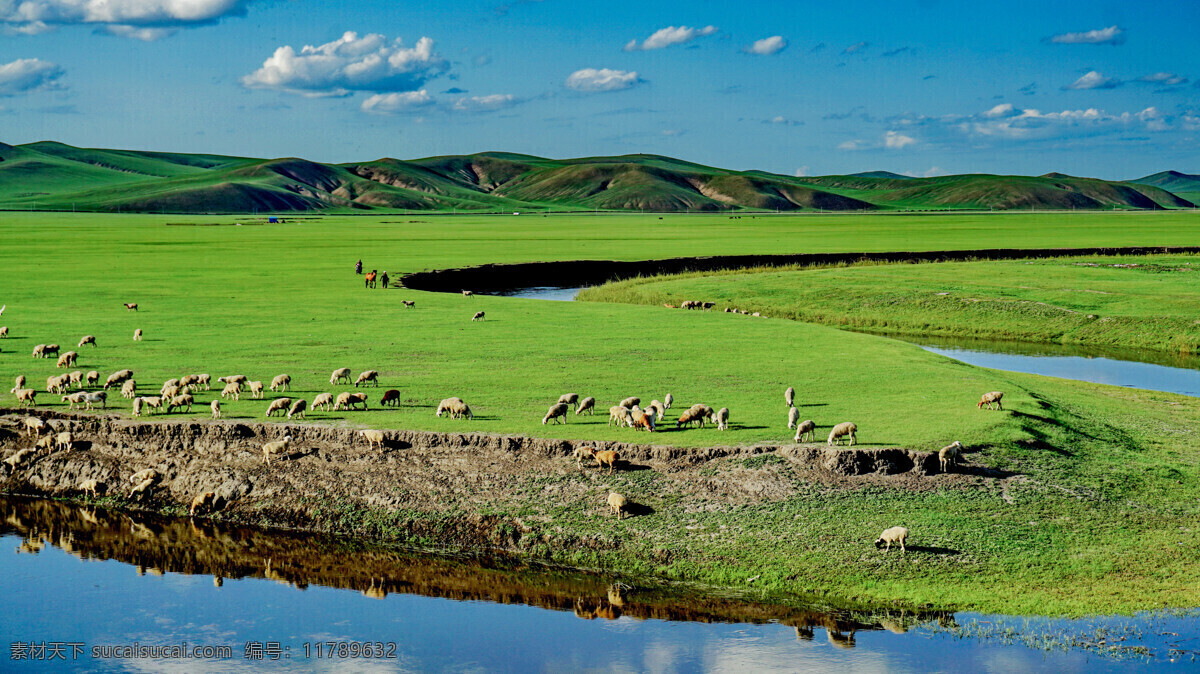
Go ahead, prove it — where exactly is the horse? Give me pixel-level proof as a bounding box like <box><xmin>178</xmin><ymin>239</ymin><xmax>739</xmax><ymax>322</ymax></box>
<box><xmin>364</xmin><ymin>271</ymin><xmax>377</xmax><ymax>289</ymax></box>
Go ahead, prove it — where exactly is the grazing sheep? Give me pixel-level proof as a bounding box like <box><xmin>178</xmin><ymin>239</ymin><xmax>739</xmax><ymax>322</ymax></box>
<box><xmin>592</xmin><ymin>449</ymin><xmax>620</xmax><ymax>473</ymax></box>
<box><xmin>543</xmin><ymin>402</ymin><xmax>569</xmax><ymax>425</ymax></box>
<box><xmin>335</xmin><ymin>392</ymin><xmax>369</xmax><ymax>411</ymax></box>
<box><xmin>558</xmin><ymin>393</ymin><xmax>579</xmax><ymax>409</ymax></box>
<box><xmin>160</xmin><ymin>383</ymin><xmax>181</xmax><ymax>400</ymax></box>
<box><xmin>195</xmin><ymin>374</ymin><xmax>211</xmax><ymax>390</ymax></box>
<box><xmin>715</xmin><ymin>407</ymin><xmax>730</xmax><ymax>431</ymax></box>
<box><xmin>180</xmin><ymin>374</ymin><xmax>200</xmax><ymax>390</ymax></box>
<box><xmin>978</xmin><ymin>391</ymin><xmax>1004</xmax><ymax>410</ymax></box>
<box><xmin>78</xmin><ymin>335</ymin><xmax>96</xmax><ymax>348</ymax></box>
<box><xmin>785</xmin><ymin>386</ymin><xmax>795</xmax><ymax>408</ymax></box>
<box><xmin>402</xmin><ymin>300</ymin><xmax>415</xmax><ymax>308</ymax></box>
<box><xmin>939</xmin><ymin>441</ymin><xmax>963</xmax><ymax>472</ymax></box>
<box><xmin>265</xmin><ymin>398</ymin><xmax>292</xmax><ymax>417</ymax></box>
<box><xmin>12</xmin><ymin>374</ymin><xmax>25</xmax><ymax>392</ymax></box>
<box><xmin>31</xmin><ymin>344</ymin><xmax>46</xmax><ymax>358</ymax></box>
<box><xmin>0</xmin><ymin>326</ymin><xmax>6</xmax><ymax>338</ymax></box>
<box><xmin>287</xmin><ymin>398</ymin><xmax>307</xmax><ymax>419</ymax></box>
<box><xmin>380</xmin><ymin>389</ymin><xmax>401</xmax><ymax>407</ymax></box>
<box><xmin>129</xmin><ymin>469</ymin><xmax>161</xmax><ymax>485</ymax></box>
<box><xmin>631</xmin><ymin>409</ymin><xmax>655</xmax><ymax>432</ymax></box>
<box><xmin>647</xmin><ymin>400</ymin><xmax>665</xmax><ymax>422</ymax></box>
<box><xmin>675</xmin><ymin>407</ymin><xmax>704</xmax><ymax>429</ymax></box>
<box><xmin>139</xmin><ymin>396</ymin><xmax>163</xmax><ymax>414</ymax></box>
<box><xmin>261</xmin><ymin>435</ymin><xmax>293</xmax><ymax>465</ymax></box>
<box><xmin>330</xmin><ymin>368</ymin><xmax>352</xmax><ymax>385</ymax></box>
<box><xmin>79</xmin><ymin>479</ymin><xmax>102</xmax><ymax>499</ymax></box>
<box><xmin>608</xmin><ymin>405</ymin><xmax>633</xmax><ymax>428</ymax></box>
<box><xmin>248</xmin><ymin>381</ymin><xmax>265</xmax><ymax>399</ymax></box>
<box><xmin>220</xmin><ymin>382</ymin><xmax>241</xmax><ymax>400</ymax></box>
<box><xmin>35</xmin><ymin>435</ymin><xmax>54</xmax><ymax>453</ymax></box>
<box><xmin>129</xmin><ymin>478</ymin><xmax>156</xmax><ymax>501</ymax></box>
<box><xmin>43</xmin><ymin>344</ymin><xmax>60</xmax><ymax>358</ymax></box>
<box><xmin>131</xmin><ymin>397</ymin><xmax>144</xmax><ymax>417</ymax></box>
<box><xmin>104</xmin><ymin>370</ymin><xmax>133</xmax><ymax>389</ymax></box>
<box><xmin>794</xmin><ymin>419</ymin><xmax>817</xmax><ymax>443</ymax></box>
<box><xmin>190</xmin><ymin>492</ymin><xmax>217</xmax><ymax>517</ymax></box>
<box><xmin>81</xmin><ymin>391</ymin><xmax>107</xmax><ymax>410</ymax></box>
<box><xmin>46</xmin><ymin>375</ymin><xmax>69</xmax><ymax>394</ymax></box>
<box><xmin>210</xmin><ymin>400</ymin><xmax>221</xmax><ymax>419</ymax></box>
<box><xmin>462</xmin><ymin>290</ymin><xmax>473</xmax><ymax>297</ymax></box>
<box><xmin>702</xmin><ymin>302</ymin><xmax>716</xmax><ymax>310</ymax></box>
<box><xmin>119</xmin><ymin>380</ymin><xmax>137</xmax><ymax>399</ymax></box>
<box><xmin>55</xmin><ymin>431</ymin><xmax>73</xmax><ymax>452</ymax></box>
<box><xmin>472</xmin><ymin>311</ymin><xmax>486</xmax><ymax>322</ymax></box>
<box><xmin>573</xmin><ymin>446</ymin><xmax>597</xmax><ymax>468</ymax></box>
<box><xmin>270</xmin><ymin>374</ymin><xmax>291</xmax><ymax>392</ymax></box>
<box><xmin>312</xmin><ymin>392</ymin><xmax>334</xmax><ymax>411</ymax></box>
<box><xmin>355</xmin><ymin>370</ymin><xmax>379</xmax><ymax>387</ymax></box>
<box><xmin>664</xmin><ymin>393</ymin><xmax>673</xmax><ymax>409</ymax></box>
<box><xmin>359</xmin><ymin>429</ymin><xmax>385</xmax><ymax>452</ymax></box>
<box><xmin>4</xmin><ymin>448</ymin><xmax>37</xmax><ymax>470</ymax></box>
<box><xmin>788</xmin><ymin>406</ymin><xmax>800</xmax><ymax>430</ymax></box>
<box><xmin>167</xmin><ymin>394</ymin><xmax>193</xmax><ymax>414</ymax></box>
<box><xmin>575</xmin><ymin>396</ymin><xmax>596</xmax><ymax>416</ymax></box>
<box><xmin>827</xmin><ymin>422</ymin><xmax>857</xmax><ymax>446</ymax></box>
<box><xmin>62</xmin><ymin>392</ymin><xmax>87</xmax><ymax>410</ymax></box>
<box><xmin>874</xmin><ymin>526</ymin><xmax>909</xmax><ymax>553</ymax></box>
<box><xmin>133</xmin><ymin>328</ymin><xmax>142</xmax><ymax>341</ymax></box>
<box><xmin>619</xmin><ymin>396</ymin><xmax>640</xmax><ymax>409</ymax></box>
<box><xmin>124</xmin><ymin>303</ymin><xmax>138</xmax><ymax>311</ymax></box>
<box><xmin>607</xmin><ymin>492</ymin><xmax>629</xmax><ymax>519</ymax></box>
<box><xmin>22</xmin><ymin>416</ymin><xmax>46</xmax><ymax>436</ymax></box>
<box><xmin>68</xmin><ymin>370</ymin><xmax>84</xmax><ymax>389</ymax></box>
<box><xmin>56</xmin><ymin>351</ymin><xmax>77</xmax><ymax>368</ymax></box>
<box><xmin>85</xmin><ymin>370</ymin><xmax>99</xmax><ymax>387</ymax></box>
<box><xmin>217</xmin><ymin>375</ymin><xmax>247</xmax><ymax>387</ymax></box>
<box><xmin>435</xmin><ymin>397</ymin><xmax>472</xmax><ymax>419</ymax></box>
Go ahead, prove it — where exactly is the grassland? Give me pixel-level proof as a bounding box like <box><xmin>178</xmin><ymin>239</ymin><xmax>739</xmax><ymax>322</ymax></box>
<box><xmin>580</xmin><ymin>253</ymin><xmax>1200</xmax><ymax>354</ymax></box>
<box><xmin>2</xmin><ymin>211</ymin><xmax>1199</xmax><ymax>615</ymax></box>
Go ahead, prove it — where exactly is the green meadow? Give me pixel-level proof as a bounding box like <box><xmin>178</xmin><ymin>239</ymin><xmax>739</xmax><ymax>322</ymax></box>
<box><xmin>2</xmin><ymin>210</ymin><xmax>1199</xmax><ymax>615</ymax></box>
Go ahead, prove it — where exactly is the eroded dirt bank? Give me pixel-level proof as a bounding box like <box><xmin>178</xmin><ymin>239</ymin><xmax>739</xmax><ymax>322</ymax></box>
<box><xmin>399</xmin><ymin>246</ymin><xmax>1200</xmax><ymax>293</ymax></box>
<box><xmin>1</xmin><ymin>409</ymin><xmax>995</xmax><ymax>556</ymax></box>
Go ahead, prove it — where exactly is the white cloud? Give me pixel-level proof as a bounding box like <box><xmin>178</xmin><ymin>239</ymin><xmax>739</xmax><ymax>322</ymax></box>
<box><xmin>764</xmin><ymin>115</ymin><xmax>803</xmax><ymax>126</ymax></box>
<box><xmin>982</xmin><ymin>103</ymin><xmax>1016</xmax><ymax>118</ymax></box>
<box><xmin>962</xmin><ymin>104</ymin><xmax>1177</xmax><ymax>139</ymax></box>
<box><xmin>904</xmin><ymin>166</ymin><xmax>943</xmax><ymax>177</ymax></box>
<box><xmin>1062</xmin><ymin>70</ymin><xmax>1120</xmax><ymax>90</ymax></box>
<box><xmin>451</xmin><ymin>93</ymin><xmax>516</xmax><ymax>111</ymax></box>
<box><xmin>1</xmin><ymin>0</ymin><xmax>247</xmax><ymax>36</ymax></box>
<box><xmin>624</xmin><ymin>25</ymin><xmax>717</xmax><ymax>51</ymax></box>
<box><xmin>0</xmin><ymin>58</ymin><xmax>65</xmax><ymax>96</ymax></box>
<box><xmin>1048</xmin><ymin>25</ymin><xmax>1125</xmax><ymax>45</ymax></box>
<box><xmin>794</xmin><ymin>166</ymin><xmax>809</xmax><ymax>177</ymax></box>
<box><xmin>361</xmin><ymin>89</ymin><xmax>434</xmax><ymax>113</ymax></box>
<box><xmin>1138</xmin><ymin>72</ymin><xmax>1187</xmax><ymax>86</ymax></box>
<box><xmin>100</xmin><ymin>24</ymin><xmax>176</xmax><ymax>40</ymax></box>
<box><xmin>242</xmin><ymin>32</ymin><xmax>448</xmax><ymax>97</ymax></box>
<box><xmin>837</xmin><ymin>139</ymin><xmax>867</xmax><ymax>150</ymax></box>
<box><xmin>884</xmin><ymin>130</ymin><xmax>917</xmax><ymax>148</ymax></box>
<box><xmin>565</xmin><ymin>68</ymin><xmax>640</xmax><ymax>92</ymax></box>
<box><xmin>745</xmin><ymin>36</ymin><xmax>787</xmax><ymax>55</ymax></box>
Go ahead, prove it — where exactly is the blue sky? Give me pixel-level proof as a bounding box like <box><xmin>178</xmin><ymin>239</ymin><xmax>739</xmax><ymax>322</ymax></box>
<box><xmin>1</xmin><ymin>0</ymin><xmax>1197</xmax><ymax>178</ymax></box>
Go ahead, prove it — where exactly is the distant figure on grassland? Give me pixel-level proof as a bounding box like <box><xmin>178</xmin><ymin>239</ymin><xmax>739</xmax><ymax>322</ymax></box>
<box><xmin>355</xmin><ymin>259</ymin><xmax>363</xmax><ymax>275</ymax></box>
<box><xmin>381</xmin><ymin>271</ymin><xmax>389</xmax><ymax>289</ymax></box>
<box><xmin>365</xmin><ymin>270</ymin><xmax>377</xmax><ymax>289</ymax></box>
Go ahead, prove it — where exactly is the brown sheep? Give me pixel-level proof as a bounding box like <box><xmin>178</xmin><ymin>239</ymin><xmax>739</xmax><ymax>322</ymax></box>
<box><xmin>592</xmin><ymin>449</ymin><xmax>620</xmax><ymax>473</ymax></box>
<box><xmin>631</xmin><ymin>409</ymin><xmax>655</xmax><ymax>432</ymax></box>
<box><xmin>978</xmin><ymin>391</ymin><xmax>1004</xmax><ymax>410</ymax></box>
<box><xmin>380</xmin><ymin>389</ymin><xmax>401</xmax><ymax>407</ymax></box>
<box><xmin>190</xmin><ymin>492</ymin><xmax>217</xmax><ymax>517</ymax></box>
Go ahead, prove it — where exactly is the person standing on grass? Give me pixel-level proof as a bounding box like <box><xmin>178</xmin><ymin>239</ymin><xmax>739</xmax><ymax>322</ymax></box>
<box><xmin>355</xmin><ymin>259</ymin><xmax>363</xmax><ymax>275</ymax></box>
<box><xmin>381</xmin><ymin>271</ymin><xmax>390</xmax><ymax>289</ymax></box>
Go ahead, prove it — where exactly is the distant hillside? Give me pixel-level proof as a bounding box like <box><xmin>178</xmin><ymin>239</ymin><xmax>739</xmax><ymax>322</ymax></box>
<box><xmin>1132</xmin><ymin>171</ymin><xmax>1200</xmax><ymax>204</ymax></box>
<box><xmin>0</xmin><ymin>141</ymin><xmax>1192</xmax><ymax>213</ymax></box>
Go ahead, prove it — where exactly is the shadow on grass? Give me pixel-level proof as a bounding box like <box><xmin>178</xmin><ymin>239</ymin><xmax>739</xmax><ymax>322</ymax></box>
<box><xmin>624</xmin><ymin>502</ymin><xmax>656</xmax><ymax>519</ymax></box>
<box><xmin>903</xmin><ymin>545</ymin><xmax>961</xmax><ymax>555</ymax></box>
<box><xmin>954</xmin><ymin>463</ymin><xmax>1019</xmax><ymax>479</ymax></box>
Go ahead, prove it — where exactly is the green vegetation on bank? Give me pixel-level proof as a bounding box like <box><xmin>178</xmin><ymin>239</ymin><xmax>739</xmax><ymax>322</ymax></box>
<box><xmin>2</xmin><ymin>212</ymin><xmax>1199</xmax><ymax>615</ymax></box>
<box><xmin>579</xmin><ymin>254</ymin><xmax>1200</xmax><ymax>354</ymax></box>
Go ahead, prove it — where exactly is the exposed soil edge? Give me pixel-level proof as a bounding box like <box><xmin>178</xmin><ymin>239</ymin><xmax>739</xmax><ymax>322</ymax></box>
<box><xmin>399</xmin><ymin>246</ymin><xmax>1200</xmax><ymax>293</ymax></box>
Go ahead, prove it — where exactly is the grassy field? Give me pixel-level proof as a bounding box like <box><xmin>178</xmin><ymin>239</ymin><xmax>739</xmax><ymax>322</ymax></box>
<box><xmin>580</xmin><ymin>254</ymin><xmax>1200</xmax><ymax>354</ymax></box>
<box><xmin>2</xmin><ymin>211</ymin><xmax>1199</xmax><ymax>615</ymax></box>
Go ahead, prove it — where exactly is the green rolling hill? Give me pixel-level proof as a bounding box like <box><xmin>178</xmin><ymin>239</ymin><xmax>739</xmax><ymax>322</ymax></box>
<box><xmin>0</xmin><ymin>140</ymin><xmax>1193</xmax><ymax>213</ymax></box>
<box><xmin>1132</xmin><ymin>170</ymin><xmax>1200</xmax><ymax>205</ymax></box>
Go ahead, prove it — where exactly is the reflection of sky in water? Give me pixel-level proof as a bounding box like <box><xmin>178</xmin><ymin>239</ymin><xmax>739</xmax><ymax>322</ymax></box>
<box><xmin>489</xmin><ymin>287</ymin><xmax>585</xmax><ymax>302</ymax></box>
<box><xmin>1</xmin><ymin>535</ymin><xmax>1178</xmax><ymax>672</ymax></box>
<box><xmin>921</xmin><ymin>348</ymin><xmax>1200</xmax><ymax>398</ymax></box>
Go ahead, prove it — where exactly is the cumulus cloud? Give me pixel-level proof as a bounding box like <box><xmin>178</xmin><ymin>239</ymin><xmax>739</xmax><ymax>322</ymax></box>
<box><xmin>451</xmin><ymin>93</ymin><xmax>515</xmax><ymax>112</ymax></box>
<box><xmin>837</xmin><ymin>139</ymin><xmax>867</xmax><ymax>150</ymax></box>
<box><xmin>764</xmin><ymin>115</ymin><xmax>803</xmax><ymax>126</ymax></box>
<box><xmin>242</xmin><ymin>32</ymin><xmax>448</xmax><ymax>97</ymax></box>
<box><xmin>0</xmin><ymin>58</ymin><xmax>65</xmax><ymax>96</ymax></box>
<box><xmin>1</xmin><ymin>0</ymin><xmax>248</xmax><ymax>37</ymax></box>
<box><xmin>100</xmin><ymin>24</ymin><xmax>177</xmax><ymax>40</ymax></box>
<box><xmin>744</xmin><ymin>36</ymin><xmax>787</xmax><ymax>55</ymax></box>
<box><xmin>842</xmin><ymin>41</ymin><xmax>868</xmax><ymax>55</ymax></box>
<box><xmin>884</xmin><ymin>130</ymin><xmax>917</xmax><ymax>148</ymax></box>
<box><xmin>565</xmin><ymin>68</ymin><xmax>641</xmax><ymax>92</ymax></box>
<box><xmin>1048</xmin><ymin>25</ymin><xmax>1125</xmax><ymax>45</ymax></box>
<box><xmin>982</xmin><ymin>103</ymin><xmax>1016</xmax><ymax>118</ymax></box>
<box><xmin>961</xmin><ymin>104</ymin><xmax>1175</xmax><ymax>139</ymax></box>
<box><xmin>361</xmin><ymin>89</ymin><xmax>434</xmax><ymax>113</ymax></box>
<box><xmin>624</xmin><ymin>25</ymin><xmax>716</xmax><ymax>51</ymax></box>
<box><xmin>1062</xmin><ymin>70</ymin><xmax>1120</xmax><ymax>90</ymax></box>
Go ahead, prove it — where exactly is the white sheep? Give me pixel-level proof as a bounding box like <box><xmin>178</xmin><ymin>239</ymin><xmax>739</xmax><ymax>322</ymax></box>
<box><xmin>875</xmin><ymin>526</ymin><xmax>909</xmax><ymax>553</ymax></box>
<box><xmin>270</xmin><ymin>374</ymin><xmax>291</xmax><ymax>392</ymax></box>
<box><xmin>359</xmin><ymin>429</ymin><xmax>385</xmax><ymax>452</ymax></box>
<box><xmin>664</xmin><ymin>393</ymin><xmax>673</xmax><ymax>409</ymax></box>
<box><xmin>248</xmin><ymin>381</ymin><xmax>265</xmax><ymax>399</ymax></box>
<box><xmin>287</xmin><ymin>398</ymin><xmax>307</xmax><ymax>419</ymax></box>
<box><xmin>827</xmin><ymin>422</ymin><xmax>857</xmax><ymax>446</ymax></box>
<box><xmin>79</xmin><ymin>479</ymin><xmax>102</xmax><ymax>498</ymax></box>
<box><xmin>56</xmin><ymin>351</ymin><xmax>78</xmax><ymax>368</ymax></box>
<box><xmin>543</xmin><ymin>402</ymin><xmax>569</xmax><ymax>425</ymax></box>
<box><xmin>167</xmin><ymin>394</ymin><xmax>192</xmax><ymax>413</ymax></box>
<box><xmin>129</xmin><ymin>478</ymin><xmax>156</xmax><ymax>501</ymax></box>
<box><xmin>55</xmin><ymin>431</ymin><xmax>73</xmax><ymax>452</ymax></box>
<box><xmin>619</xmin><ymin>396</ymin><xmax>640</xmax><ymax>409</ymax></box>
<box><xmin>104</xmin><ymin>369</ymin><xmax>134</xmax><ymax>389</ymax></box>
<box><xmin>11</xmin><ymin>374</ymin><xmax>25</xmax><ymax>392</ymax></box>
<box><xmin>794</xmin><ymin>419</ymin><xmax>816</xmax><ymax>443</ymax></box>
<box><xmin>607</xmin><ymin>492</ymin><xmax>629</xmax><ymax>519</ymax></box>
<box><xmin>330</xmin><ymin>368</ymin><xmax>352</xmax><ymax>385</ymax></box>
<box><xmin>61</xmin><ymin>392</ymin><xmax>86</xmax><ymax>410</ymax></box>
<box><xmin>217</xmin><ymin>374</ymin><xmax>247</xmax><ymax>386</ymax></box>
<box><xmin>81</xmin><ymin>391</ymin><xmax>107</xmax><ymax>410</ymax></box>
<box><xmin>262</xmin><ymin>435</ymin><xmax>293</xmax><ymax>464</ymax></box>
<box><xmin>211</xmin><ymin>400</ymin><xmax>221</xmax><ymax>419</ymax></box>
<box><xmin>978</xmin><ymin>391</ymin><xmax>1004</xmax><ymax>410</ymax></box>
<box><xmin>608</xmin><ymin>405</ymin><xmax>632</xmax><ymax>427</ymax></box>
<box><xmin>557</xmin><ymin>393</ymin><xmax>579</xmax><ymax>409</ymax></box>
<box><xmin>4</xmin><ymin>448</ymin><xmax>37</xmax><ymax>470</ymax></box>
<box><xmin>22</xmin><ymin>416</ymin><xmax>46</xmax><ymax>436</ymax></box>
<box><xmin>939</xmin><ymin>441</ymin><xmax>963</xmax><ymax>472</ymax></box>
<box><xmin>785</xmin><ymin>386</ymin><xmax>795</xmax><ymax>408</ymax></box>
<box><xmin>472</xmin><ymin>311</ymin><xmax>486</xmax><ymax>322</ymax></box>
<box><xmin>139</xmin><ymin>395</ymin><xmax>163</xmax><ymax>414</ymax></box>
<box><xmin>715</xmin><ymin>407</ymin><xmax>730</xmax><ymax>430</ymax></box>
<box><xmin>78</xmin><ymin>335</ymin><xmax>96</xmax><ymax>348</ymax></box>
<box><xmin>220</xmin><ymin>381</ymin><xmax>241</xmax><ymax>400</ymax></box>
<box><xmin>160</xmin><ymin>383</ymin><xmax>181</xmax><ymax>400</ymax></box>
<box><xmin>355</xmin><ymin>370</ymin><xmax>379</xmax><ymax>387</ymax></box>
<box><xmin>335</xmin><ymin>392</ymin><xmax>368</xmax><ymax>411</ymax></box>
<box><xmin>128</xmin><ymin>468</ymin><xmax>160</xmax><ymax>484</ymax></box>
<box><xmin>131</xmin><ymin>397</ymin><xmax>144</xmax><ymax>418</ymax></box>
<box><xmin>67</xmin><ymin>370</ymin><xmax>84</xmax><ymax>389</ymax></box>
<box><xmin>312</xmin><ymin>392</ymin><xmax>334</xmax><ymax>411</ymax></box>
<box><xmin>85</xmin><ymin>370</ymin><xmax>99</xmax><ymax>387</ymax></box>
<box><xmin>133</xmin><ymin>328</ymin><xmax>142</xmax><ymax>341</ymax></box>
<box><xmin>265</xmin><ymin>398</ymin><xmax>292</xmax><ymax>417</ymax></box>
<box><xmin>0</xmin><ymin>326</ymin><xmax>6</xmax><ymax>338</ymax></box>
<box><xmin>195</xmin><ymin>374</ymin><xmax>211</xmax><ymax>390</ymax></box>
<box><xmin>788</xmin><ymin>406</ymin><xmax>800</xmax><ymax>430</ymax></box>
<box><xmin>575</xmin><ymin>396</ymin><xmax>596</xmax><ymax>416</ymax></box>
<box><xmin>462</xmin><ymin>290</ymin><xmax>473</xmax><ymax>297</ymax></box>
<box><xmin>647</xmin><ymin>400</ymin><xmax>665</xmax><ymax>422</ymax></box>
<box><xmin>436</xmin><ymin>397</ymin><xmax>472</xmax><ymax>419</ymax></box>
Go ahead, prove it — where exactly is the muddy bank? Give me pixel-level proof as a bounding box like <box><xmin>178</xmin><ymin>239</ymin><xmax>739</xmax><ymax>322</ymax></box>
<box><xmin>1</xmin><ymin>409</ymin><xmax>995</xmax><ymax>558</ymax></box>
<box><xmin>399</xmin><ymin>246</ymin><xmax>1200</xmax><ymax>293</ymax></box>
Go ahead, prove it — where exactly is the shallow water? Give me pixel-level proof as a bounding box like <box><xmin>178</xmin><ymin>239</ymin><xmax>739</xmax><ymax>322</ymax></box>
<box><xmin>0</xmin><ymin>496</ymin><xmax>1194</xmax><ymax>671</ymax></box>
<box><xmin>488</xmin><ymin>285</ymin><xmax>586</xmax><ymax>301</ymax></box>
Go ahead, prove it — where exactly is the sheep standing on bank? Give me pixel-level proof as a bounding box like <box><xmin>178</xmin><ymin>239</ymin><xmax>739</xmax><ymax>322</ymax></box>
<box><xmin>978</xmin><ymin>391</ymin><xmax>1004</xmax><ymax>410</ymax></box>
<box><xmin>248</xmin><ymin>381</ymin><xmax>265</xmax><ymax>399</ymax></box>
<box><xmin>139</xmin><ymin>396</ymin><xmax>163</xmax><ymax>415</ymax></box>
<box><xmin>330</xmin><ymin>368</ymin><xmax>352</xmax><ymax>385</ymax></box>
<box><xmin>335</xmin><ymin>392</ymin><xmax>368</xmax><ymax>411</ymax></box>
<box><xmin>85</xmin><ymin>371</ymin><xmax>99</xmax><ymax>387</ymax></box>
<box><xmin>129</xmin><ymin>468</ymin><xmax>161</xmax><ymax>485</ymax></box>
<box><xmin>131</xmin><ymin>397</ymin><xmax>144</xmax><ymax>417</ymax></box>
<box><xmin>380</xmin><ymin>389</ymin><xmax>401</xmax><ymax>407</ymax></box>
<box><xmin>939</xmin><ymin>441</ymin><xmax>963</xmax><ymax>472</ymax></box>
<box><xmin>55</xmin><ymin>431</ymin><xmax>73</xmax><ymax>452</ymax></box>
<box><xmin>788</xmin><ymin>406</ymin><xmax>800</xmax><ymax>430</ymax></box>
<box><xmin>608</xmin><ymin>492</ymin><xmax>629</xmax><ymax>520</ymax></box>
<box><xmin>167</xmin><ymin>394</ymin><xmax>193</xmax><ymax>414</ymax></box>
<box><xmin>874</xmin><ymin>526</ymin><xmax>909</xmax><ymax>553</ymax></box>
<box><xmin>129</xmin><ymin>478</ymin><xmax>156</xmax><ymax>501</ymax></box>
<box><xmin>265</xmin><ymin>398</ymin><xmax>292</xmax><ymax>417</ymax></box>
<box><xmin>472</xmin><ymin>311</ymin><xmax>486</xmax><ymax>322</ymax></box>
<box><xmin>715</xmin><ymin>407</ymin><xmax>730</xmax><ymax>431</ymax></box>
<box><xmin>359</xmin><ymin>429</ymin><xmax>385</xmax><ymax>452</ymax></box>
<box><xmin>287</xmin><ymin>398</ymin><xmax>307</xmax><ymax>419</ymax></box>
<box><xmin>270</xmin><ymin>374</ymin><xmax>291</xmax><ymax>393</ymax></box>
<box><xmin>794</xmin><ymin>419</ymin><xmax>816</xmax><ymax>443</ymax></box>
<box><xmin>104</xmin><ymin>369</ymin><xmax>134</xmax><ymax>389</ymax></box>
<box><xmin>133</xmin><ymin>329</ymin><xmax>142</xmax><ymax>341</ymax></box>
<box><xmin>4</xmin><ymin>448</ymin><xmax>37</xmax><ymax>470</ymax></box>
<box><xmin>56</xmin><ymin>351</ymin><xmax>78</xmax><ymax>368</ymax></box>
<box><xmin>592</xmin><ymin>449</ymin><xmax>620</xmax><ymax>473</ymax></box>
<box><xmin>220</xmin><ymin>382</ymin><xmax>241</xmax><ymax>400</ymax></box>
<box><xmin>210</xmin><ymin>400</ymin><xmax>221</xmax><ymax>419</ymax></box>
<box><xmin>827</xmin><ymin>422</ymin><xmax>857</xmax><ymax>446</ymax></box>
<box><xmin>79</xmin><ymin>479</ymin><xmax>102</xmax><ymax>499</ymax></box>
<box><xmin>78</xmin><ymin>335</ymin><xmax>96</xmax><ymax>348</ymax></box>
<box><xmin>619</xmin><ymin>396</ymin><xmax>640</xmax><ymax>409</ymax></box>
<box><xmin>355</xmin><ymin>370</ymin><xmax>379</xmax><ymax>387</ymax></box>
<box><xmin>436</xmin><ymin>397</ymin><xmax>472</xmax><ymax>419</ymax></box>
<box><xmin>22</xmin><ymin>416</ymin><xmax>46</xmax><ymax>437</ymax></box>
<box><xmin>543</xmin><ymin>402</ymin><xmax>569</xmax><ymax>425</ymax></box>
<box><xmin>312</xmin><ymin>393</ymin><xmax>334</xmax><ymax>411</ymax></box>
<box><xmin>190</xmin><ymin>492</ymin><xmax>217</xmax><ymax>517</ymax></box>
<box><xmin>261</xmin><ymin>435</ymin><xmax>293</xmax><ymax>465</ymax></box>
<box><xmin>785</xmin><ymin>387</ymin><xmax>795</xmax><ymax>408</ymax></box>
<box><xmin>576</xmin><ymin>396</ymin><xmax>595</xmax><ymax>416</ymax></box>
<box><xmin>558</xmin><ymin>393</ymin><xmax>579</xmax><ymax>410</ymax></box>
<box><xmin>608</xmin><ymin>405</ymin><xmax>633</xmax><ymax>428</ymax></box>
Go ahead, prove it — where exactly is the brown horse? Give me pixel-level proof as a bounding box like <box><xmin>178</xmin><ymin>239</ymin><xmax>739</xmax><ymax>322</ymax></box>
<box><xmin>364</xmin><ymin>271</ymin><xmax>377</xmax><ymax>289</ymax></box>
